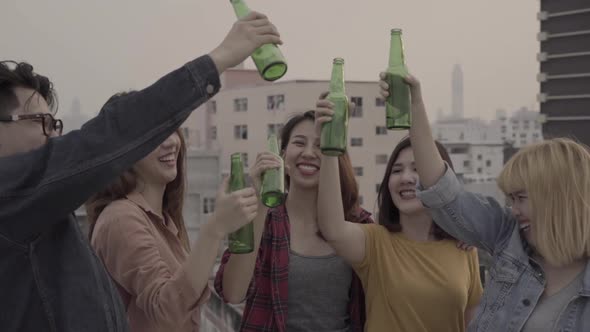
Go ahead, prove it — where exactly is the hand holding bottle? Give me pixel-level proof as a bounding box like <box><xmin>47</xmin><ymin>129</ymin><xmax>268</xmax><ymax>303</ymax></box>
<box><xmin>249</xmin><ymin>152</ymin><xmax>283</xmax><ymax>193</ymax></box>
<box><xmin>315</xmin><ymin>91</ymin><xmax>355</xmax><ymax>139</ymax></box>
<box><xmin>378</xmin><ymin>72</ymin><xmax>423</xmax><ymax>105</ymax></box>
<box><xmin>209</xmin><ymin>11</ymin><xmax>282</xmax><ymax>74</ymax></box>
<box><xmin>208</xmin><ymin>177</ymin><xmax>258</xmax><ymax>239</ymax></box>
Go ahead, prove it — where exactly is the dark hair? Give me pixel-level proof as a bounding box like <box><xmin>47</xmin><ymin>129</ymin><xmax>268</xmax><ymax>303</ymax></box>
<box><xmin>0</xmin><ymin>61</ymin><xmax>57</xmax><ymax>116</ymax></box>
<box><xmin>86</xmin><ymin>93</ymin><xmax>190</xmax><ymax>249</ymax></box>
<box><xmin>280</xmin><ymin>110</ymin><xmax>361</xmax><ymax>221</ymax></box>
<box><xmin>377</xmin><ymin>136</ymin><xmax>455</xmax><ymax>240</ymax></box>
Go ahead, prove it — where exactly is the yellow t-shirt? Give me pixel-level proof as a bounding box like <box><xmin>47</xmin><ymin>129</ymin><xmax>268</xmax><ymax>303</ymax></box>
<box><xmin>352</xmin><ymin>224</ymin><xmax>483</xmax><ymax>332</ymax></box>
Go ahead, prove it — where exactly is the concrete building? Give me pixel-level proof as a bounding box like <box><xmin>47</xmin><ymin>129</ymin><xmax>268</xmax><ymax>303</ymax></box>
<box><xmin>185</xmin><ymin>67</ymin><xmax>407</xmax><ymax>213</ymax></box>
<box><xmin>492</xmin><ymin>107</ymin><xmax>544</xmax><ymax>148</ymax></box>
<box><xmin>538</xmin><ymin>0</ymin><xmax>590</xmax><ymax>146</ymax></box>
<box><xmin>432</xmin><ymin>118</ymin><xmax>504</xmax><ymax>183</ymax></box>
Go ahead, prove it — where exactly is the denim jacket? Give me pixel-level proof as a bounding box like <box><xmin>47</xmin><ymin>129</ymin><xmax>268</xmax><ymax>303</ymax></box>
<box><xmin>0</xmin><ymin>55</ymin><xmax>220</xmax><ymax>331</ymax></box>
<box><xmin>418</xmin><ymin>166</ymin><xmax>590</xmax><ymax>332</ymax></box>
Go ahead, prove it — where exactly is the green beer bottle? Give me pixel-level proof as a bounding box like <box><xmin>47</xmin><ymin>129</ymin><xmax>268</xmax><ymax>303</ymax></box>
<box><xmin>230</xmin><ymin>0</ymin><xmax>288</xmax><ymax>81</ymax></box>
<box><xmin>228</xmin><ymin>153</ymin><xmax>254</xmax><ymax>254</ymax></box>
<box><xmin>385</xmin><ymin>29</ymin><xmax>411</xmax><ymax>129</ymax></box>
<box><xmin>261</xmin><ymin>134</ymin><xmax>284</xmax><ymax>207</ymax></box>
<box><xmin>320</xmin><ymin>58</ymin><xmax>349</xmax><ymax>156</ymax></box>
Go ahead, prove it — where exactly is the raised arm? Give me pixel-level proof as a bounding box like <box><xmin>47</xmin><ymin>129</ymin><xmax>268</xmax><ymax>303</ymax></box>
<box><xmin>0</xmin><ymin>12</ymin><xmax>282</xmax><ymax>243</ymax></box>
<box><xmin>378</xmin><ymin>73</ymin><xmax>515</xmax><ymax>254</ymax></box>
<box><xmin>215</xmin><ymin>152</ymin><xmax>282</xmax><ymax>303</ymax></box>
<box><xmin>315</xmin><ymin>97</ymin><xmax>366</xmax><ymax>265</ymax></box>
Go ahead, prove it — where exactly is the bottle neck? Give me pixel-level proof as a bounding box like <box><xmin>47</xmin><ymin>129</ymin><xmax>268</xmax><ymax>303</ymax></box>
<box><xmin>231</xmin><ymin>0</ymin><xmax>251</xmax><ymax>18</ymax></box>
<box><xmin>329</xmin><ymin>63</ymin><xmax>345</xmax><ymax>94</ymax></box>
<box><xmin>388</xmin><ymin>34</ymin><xmax>405</xmax><ymax>68</ymax></box>
<box><xmin>268</xmin><ymin>135</ymin><xmax>280</xmax><ymax>154</ymax></box>
<box><xmin>230</xmin><ymin>160</ymin><xmax>245</xmax><ymax>189</ymax></box>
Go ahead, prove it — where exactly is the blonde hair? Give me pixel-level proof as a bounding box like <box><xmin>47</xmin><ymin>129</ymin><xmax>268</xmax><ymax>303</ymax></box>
<box><xmin>497</xmin><ymin>138</ymin><xmax>590</xmax><ymax>266</ymax></box>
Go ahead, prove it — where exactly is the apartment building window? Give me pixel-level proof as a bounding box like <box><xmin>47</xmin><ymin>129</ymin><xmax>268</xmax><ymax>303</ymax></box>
<box><xmin>376</xmin><ymin>126</ymin><xmax>387</xmax><ymax>135</ymax></box>
<box><xmin>210</xmin><ymin>126</ymin><xmax>217</xmax><ymax>140</ymax></box>
<box><xmin>242</xmin><ymin>153</ymin><xmax>249</xmax><ymax>167</ymax></box>
<box><xmin>267</xmin><ymin>94</ymin><xmax>285</xmax><ymax>110</ymax></box>
<box><xmin>486</xmin><ymin>160</ymin><xmax>491</xmax><ymax>167</ymax></box>
<box><xmin>351</xmin><ymin>97</ymin><xmax>363</xmax><ymax>117</ymax></box>
<box><xmin>451</xmin><ymin>147</ymin><xmax>468</xmax><ymax>154</ymax></box>
<box><xmin>459</xmin><ymin>132</ymin><xmax>464</xmax><ymax>140</ymax></box>
<box><xmin>234</xmin><ymin>98</ymin><xmax>248</xmax><ymax>112</ymax></box>
<box><xmin>375</xmin><ymin>97</ymin><xmax>385</xmax><ymax>107</ymax></box>
<box><xmin>477</xmin><ymin>168</ymin><xmax>482</xmax><ymax>174</ymax></box>
<box><xmin>234</xmin><ymin>125</ymin><xmax>248</xmax><ymax>140</ymax></box>
<box><xmin>375</xmin><ymin>183</ymin><xmax>381</xmax><ymax>193</ymax></box>
<box><xmin>268</xmin><ymin>123</ymin><xmax>284</xmax><ymax>136</ymax></box>
<box><xmin>203</xmin><ymin>197</ymin><xmax>216</xmax><ymax>214</ymax></box>
<box><xmin>358</xmin><ymin>196</ymin><xmax>364</xmax><ymax>205</ymax></box>
<box><xmin>207</xmin><ymin>100</ymin><xmax>217</xmax><ymax>114</ymax></box>
<box><xmin>501</xmin><ymin>125</ymin><xmax>506</xmax><ymax>134</ymax></box>
<box><xmin>376</xmin><ymin>154</ymin><xmax>388</xmax><ymax>164</ymax></box>
<box><xmin>477</xmin><ymin>154</ymin><xmax>482</xmax><ymax>160</ymax></box>
<box><xmin>533</xmin><ymin>133</ymin><xmax>539</xmax><ymax>139</ymax></box>
<box><xmin>520</xmin><ymin>133</ymin><xmax>527</xmax><ymax>138</ymax></box>
<box><xmin>182</xmin><ymin>127</ymin><xmax>190</xmax><ymax>139</ymax></box>
<box><xmin>354</xmin><ymin>167</ymin><xmax>364</xmax><ymax>176</ymax></box>
<box><xmin>464</xmin><ymin>160</ymin><xmax>470</xmax><ymax>168</ymax></box>
<box><xmin>351</xmin><ymin>137</ymin><xmax>363</xmax><ymax>147</ymax></box>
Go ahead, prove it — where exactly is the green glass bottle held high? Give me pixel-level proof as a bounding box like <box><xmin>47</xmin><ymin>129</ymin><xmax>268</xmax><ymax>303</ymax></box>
<box><xmin>385</xmin><ymin>29</ymin><xmax>411</xmax><ymax>129</ymax></box>
<box><xmin>320</xmin><ymin>58</ymin><xmax>349</xmax><ymax>156</ymax></box>
<box><xmin>230</xmin><ymin>0</ymin><xmax>288</xmax><ymax>81</ymax></box>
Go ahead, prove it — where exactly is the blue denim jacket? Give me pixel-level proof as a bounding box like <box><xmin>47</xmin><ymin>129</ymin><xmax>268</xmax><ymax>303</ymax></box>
<box><xmin>418</xmin><ymin>166</ymin><xmax>590</xmax><ymax>332</ymax></box>
<box><xmin>0</xmin><ymin>55</ymin><xmax>220</xmax><ymax>331</ymax></box>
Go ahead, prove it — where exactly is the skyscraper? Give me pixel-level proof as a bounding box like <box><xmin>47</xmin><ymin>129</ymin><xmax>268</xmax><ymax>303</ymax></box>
<box><xmin>451</xmin><ymin>64</ymin><xmax>464</xmax><ymax>119</ymax></box>
<box><xmin>538</xmin><ymin>1</ymin><xmax>590</xmax><ymax>145</ymax></box>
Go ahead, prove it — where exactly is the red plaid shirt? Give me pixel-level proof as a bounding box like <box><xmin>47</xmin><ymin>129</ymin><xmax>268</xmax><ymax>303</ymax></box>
<box><xmin>214</xmin><ymin>203</ymin><xmax>373</xmax><ymax>332</ymax></box>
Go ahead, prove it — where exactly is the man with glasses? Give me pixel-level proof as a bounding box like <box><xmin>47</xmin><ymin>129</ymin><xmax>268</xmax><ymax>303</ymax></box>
<box><xmin>0</xmin><ymin>11</ymin><xmax>281</xmax><ymax>332</ymax></box>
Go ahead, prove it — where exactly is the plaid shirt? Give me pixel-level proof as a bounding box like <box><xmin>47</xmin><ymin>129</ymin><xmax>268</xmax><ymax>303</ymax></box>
<box><xmin>214</xmin><ymin>203</ymin><xmax>373</xmax><ymax>332</ymax></box>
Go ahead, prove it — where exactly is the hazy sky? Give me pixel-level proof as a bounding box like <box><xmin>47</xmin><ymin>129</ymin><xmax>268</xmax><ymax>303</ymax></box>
<box><xmin>2</xmin><ymin>1</ymin><xmax>539</xmax><ymax>121</ymax></box>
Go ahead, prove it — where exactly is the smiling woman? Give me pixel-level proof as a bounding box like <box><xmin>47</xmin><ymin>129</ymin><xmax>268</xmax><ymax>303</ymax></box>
<box><xmin>84</xmin><ymin>92</ymin><xmax>208</xmax><ymax>332</ymax></box>
<box><xmin>214</xmin><ymin>109</ymin><xmax>373</xmax><ymax>332</ymax></box>
<box><xmin>377</xmin><ymin>136</ymin><xmax>455</xmax><ymax>238</ymax></box>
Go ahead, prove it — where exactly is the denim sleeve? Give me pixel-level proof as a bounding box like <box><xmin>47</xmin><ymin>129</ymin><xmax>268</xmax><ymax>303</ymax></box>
<box><xmin>0</xmin><ymin>55</ymin><xmax>220</xmax><ymax>242</ymax></box>
<box><xmin>417</xmin><ymin>164</ymin><xmax>516</xmax><ymax>255</ymax></box>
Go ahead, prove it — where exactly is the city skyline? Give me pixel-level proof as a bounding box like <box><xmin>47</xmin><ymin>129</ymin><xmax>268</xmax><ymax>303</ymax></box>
<box><xmin>2</xmin><ymin>0</ymin><xmax>539</xmax><ymax>122</ymax></box>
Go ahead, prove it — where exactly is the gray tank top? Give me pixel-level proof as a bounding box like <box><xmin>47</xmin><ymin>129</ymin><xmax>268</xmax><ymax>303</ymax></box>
<box><xmin>522</xmin><ymin>271</ymin><xmax>584</xmax><ymax>331</ymax></box>
<box><xmin>285</xmin><ymin>250</ymin><xmax>352</xmax><ymax>332</ymax></box>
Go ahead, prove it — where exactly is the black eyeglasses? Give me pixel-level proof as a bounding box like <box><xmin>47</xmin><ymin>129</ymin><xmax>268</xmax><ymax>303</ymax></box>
<box><xmin>0</xmin><ymin>113</ymin><xmax>63</xmax><ymax>137</ymax></box>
